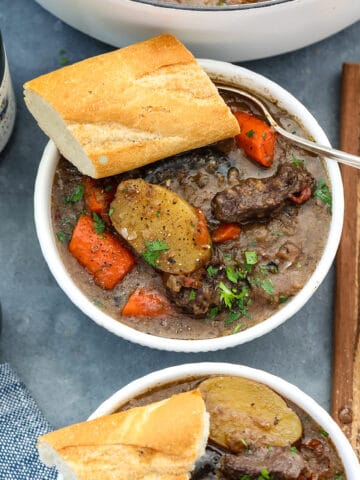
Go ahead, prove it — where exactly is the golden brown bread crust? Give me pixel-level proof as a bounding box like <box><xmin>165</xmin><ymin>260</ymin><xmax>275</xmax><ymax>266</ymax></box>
<box><xmin>38</xmin><ymin>390</ymin><xmax>209</xmax><ymax>480</ymax></box>
<box><xmin>24</xmin><ymin>34</ymin><xmax>240</xmax><ymax>178</ymax></box>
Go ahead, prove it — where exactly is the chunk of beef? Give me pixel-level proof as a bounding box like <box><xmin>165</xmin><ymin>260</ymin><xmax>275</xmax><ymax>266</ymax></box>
<box><xmin>220</xmin><ymin>447</ymin><xmax>306</xmax><ymax>480</ymax></box>
<box><xmin>164</xmin><ymin>268</ymin><xmax>222</xmax><ymax>317</ymax></box>
<box><xmin>211</xmin><ymin>163</ymin><xmax>315</xmax><ymax>224</ymax></box>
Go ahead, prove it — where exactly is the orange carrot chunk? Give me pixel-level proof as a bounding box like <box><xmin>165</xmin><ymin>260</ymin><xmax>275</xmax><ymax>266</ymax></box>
<box><xmin>194</xmin><ymin>208</ymin><xmax>211</xmax><ymax>248</ymax></box>
<box><xmin>212</xmin><ymin>223</ymin><xmax>241</xmax><ymax>243</ymax></box>
<box><xmin>69</xmin><ymin>215</ymin><xmax>135</xmax><ymax>290</ymax></box>
<box><xmin>82</xmin><ymin>177</ymin><xmax>115</xmax><ymax>223</ymax></box>
<box><xmin>122</xmin><ymin>288</ymin><xmax>171</xmax><ymax>317</ymax></box>
<box><xmin>234</xmin><ymin>111</ymin><xmax>276</xmax><ymax>167</ymax></box>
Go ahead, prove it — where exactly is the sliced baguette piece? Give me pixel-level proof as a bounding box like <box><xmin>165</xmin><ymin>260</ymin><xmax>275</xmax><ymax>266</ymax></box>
<box><xmin>24</xmin><ymin>34</ymin><xmax>240</xmax><ymax>179</ymax></box>
<box><xmin>38</xmin><ymin>389</ymin><xmax>209</xmax><ymax>480</ymax></box>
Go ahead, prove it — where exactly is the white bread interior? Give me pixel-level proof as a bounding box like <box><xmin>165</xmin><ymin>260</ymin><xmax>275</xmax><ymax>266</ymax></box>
<box><xmin>24</xmin><ymin>34</ymin><xmax>239</xmax><ymax>179</ymax></box>
<box><xmin>37</xmin><ymin>389</ymin><xmax>209</xmax><ymax>480</ymax></box>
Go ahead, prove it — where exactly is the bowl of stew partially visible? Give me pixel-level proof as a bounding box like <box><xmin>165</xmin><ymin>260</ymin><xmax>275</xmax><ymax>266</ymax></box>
<box><xmin>34</xmin><ymin>59</ymin><xmax>343</xmax><ymax>352</ymax></box>
<box><xmin>35</xmin><ymin>0</ymin><xmax>360</xmax><ymax>61</ymax></box>
<box><xmin>87</xmin><ymin>363</ymin><xmax>360</xmax><ymax>479</ymax></box>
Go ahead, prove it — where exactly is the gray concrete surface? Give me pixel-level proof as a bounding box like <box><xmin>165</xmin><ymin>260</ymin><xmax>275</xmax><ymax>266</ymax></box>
<box><xmin>0</xmin><ymin>0</ymin><xmax>359</xmax><ymax>429</ymax></box>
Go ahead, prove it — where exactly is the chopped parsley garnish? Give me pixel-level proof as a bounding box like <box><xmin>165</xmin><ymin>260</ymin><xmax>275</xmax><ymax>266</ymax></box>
<box><xmin>104</xmin><ymin>185</ymin><xmax>113</xmax><ymax>192</ymax></box>
<box><xmin>225</xmin><ymin>310</ymin><xmax>242</xmax><ymax>325</ymax></box>
<box><xmin>223</xmin><ymin>253</ymin><xmax>232</xmax><ymax>261</ymax></box>
<box><xmin>244</xmin><ymin>250</ymin><xmax>258</xmax><ymax>265</ymax></box>
<box><xmin>290</xmin><ymin>446</ymin><xmax>298</xmax><ymax>453</ymax></box>
<box><xmin>207</xmin><ymin>265</ymin><xmax>219</xmax><ymax>278</ymax></box>
<box><xmin>56</xmin><ymin>231</ymin><xmax>69</xmax><ymax>243</ymax></box>
<box><xmin>64</xmin><ymin>184</ymin><xmax>84</xmax><ymax>205</ymax></box>
<box><xmin>260</xmin><ymin>278</ymin><xmax>274</xmax><ymax>295</ymax></box>
<box><xmin>279</xmin><ymin>295</ymin><xmax>290</xmax><ymax>304</ymax></box>
<box><xmin>314</xmin><ymin>179</ymin><xmax>332</xmax><ymax>207</ymax></box>
<box><xmin>189</xmin><ymin>289</ymin><xmax>196</xmax><ymax>301</ymax></box>
<box><xmin>208</xmin><ymin>306</ymin><xmax>220</xmax><ymax>319</ymax></box>
<box><xmin>226</xmin><ymin>266</ymin><xmax>239</xmax><ymax>284</ymax></box>
<box><xmin>260</xmin><ymin>469</ymin><xmax>270</xmax><ymax>480</ymax></box>
<box><xmin>156</xmin><ymin>210</ymin><xmax>161</xmax><ymax>218</ymax></box>
<box><xmin>320</xmin><ymin>429</ymin><xmax>329</xmax><ymax>437</ymax></box>
<box><xmin>93</xmin><ymin>212</ymin><xmax>106</xmax><ymax>234</ymax></box>
<box><xmin>335</xmin><ymin>474</ymin><xmax>343</xmax><ymax>480</ymax></box>
<box><xmin>245</xmin><ymin>129</ymin><xmax>255</xmax><ymax>137</ymax></box>
<box><xmin>232</xmin><ymin>323</ymin><xmax>243</xmax><ymax>334</ymax></box>
<box><xmin>108</xmin><ymin>207</ymin><xmax>114</xmax><ymax>216</ymax></box>
<box><xmin>240</xmin><ymin>476</ymin><xmax>252</xmax><ymax>480</ymax></box>
<box><xmin>291</xmin><ymin>154</ymin><xmax>304</xmax><ymax>167</ymax></box>
<box><xmin>142</xmin><ymin>240</ymin><xmax>169</xmax><ymax>268</ymax></box>
<box><xmin>260</xmin><ymin>263</ymin><xmax>279</xmax><ymax>275</ymax></box>
<box><xmin>219</xmin><ymin>282</ymin><xmax>236</xmax><ymax>309</ymax></box>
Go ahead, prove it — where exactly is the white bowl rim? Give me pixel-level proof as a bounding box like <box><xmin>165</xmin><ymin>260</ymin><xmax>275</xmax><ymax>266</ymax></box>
<box><xmin>128</xmin><ymin>0</ymin><xmax>294</xmax><ymax>12</ymax></box>
<box><xmin>88</xmin><ymin>362</ymin><xmax>360</xmax><ymax>478</ymax></box>
<box><xmin>34</xmin><ymin>59</ymin><xmax>344</xmax><ymax>352</ymax></box>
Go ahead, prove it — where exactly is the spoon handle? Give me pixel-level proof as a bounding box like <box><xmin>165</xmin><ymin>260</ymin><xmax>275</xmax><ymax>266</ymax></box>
<box><xmin>276</xmin><ymin>126</ymin><xmax>360</xmax><ymax>169</ymax></box>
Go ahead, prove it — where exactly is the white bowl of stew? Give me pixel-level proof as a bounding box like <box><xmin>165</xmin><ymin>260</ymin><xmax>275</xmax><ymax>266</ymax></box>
<box><xmin>35</xmin><ymin>0</ymin><xmax>360</xmax><ymax>61</ymax></box>
<box><xmin>87</xmin><ymin>363</ymin><xmax>360</xmax><ymax>479</ymax></box>
<box><xmin>34</xmin><ymin>60</ymin><xmax>343</xmax><ymax>352</ymax></box>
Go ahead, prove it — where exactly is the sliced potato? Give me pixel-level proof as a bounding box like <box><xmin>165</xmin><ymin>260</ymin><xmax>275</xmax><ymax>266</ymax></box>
<box><xmin>110</xmin><ymin>179</ymin><xmax>211</xmax><ymax>274</ymax></box>
<box><xmin>199</xmin><ymin>376</ymin><xmax>302</xmax><ymax>451</ymax></box>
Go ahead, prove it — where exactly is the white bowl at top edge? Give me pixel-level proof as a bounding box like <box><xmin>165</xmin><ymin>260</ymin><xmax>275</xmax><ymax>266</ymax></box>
<box><xmin>34</xmin><ymin>0</ymin><xmax>360</xmax><ymax>62</ymax></box>
<box><xmin>34</xmin><ymin>60</ymin><xmax>344</xmax><ymax>352</ymax></box>
<box><xmin>87</xmin><ymin>363</ymin><xmax>360</xmax><ymax>479</ymax></box>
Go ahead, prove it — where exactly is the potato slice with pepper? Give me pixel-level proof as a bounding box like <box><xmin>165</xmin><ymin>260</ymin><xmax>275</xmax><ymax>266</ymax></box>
<box><xmin>199</xmin><ymin>376</ymin><xmax>302</xmax><ymax>451</ymax></box>
<box><xmin>110</xmin><ymin>179</ymin><xmax>211</xmax><ymax>274</ymax></box>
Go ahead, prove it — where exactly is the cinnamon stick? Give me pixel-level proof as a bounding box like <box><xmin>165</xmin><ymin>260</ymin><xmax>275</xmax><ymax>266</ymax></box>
<box><xmin>332</xmin><ymin>63</ymin><xmax>360</xmax><ymax>457</ymax></box>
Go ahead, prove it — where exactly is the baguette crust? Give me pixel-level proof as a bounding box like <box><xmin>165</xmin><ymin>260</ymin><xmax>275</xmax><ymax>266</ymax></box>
<box><xmin>38</xmin><ymin>390</ymin><xmax>209</xmax><ymax>480</ymax></box>
<box><xmin>24</xmin><ymin>34</ymin><xmax>239</xmax><ymax>178</ymax></box>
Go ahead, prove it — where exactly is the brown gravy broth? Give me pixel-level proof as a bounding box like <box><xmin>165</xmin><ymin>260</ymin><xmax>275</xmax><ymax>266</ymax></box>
<box><xmin>51</xmin><ymin>91</ymin><xmax>331</xmax><ymax>339</ymax></box>
<box><xmin>118</xmin><ymin>376</ymin><xmax>346</xmax><ymax>479</ymax></box>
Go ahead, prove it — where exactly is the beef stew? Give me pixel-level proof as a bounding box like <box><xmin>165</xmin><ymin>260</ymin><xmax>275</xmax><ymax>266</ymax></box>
<box><xmin>51</xmin><ymin>90</ymin><xmax>331</xmax><ymax>340</ymax></box>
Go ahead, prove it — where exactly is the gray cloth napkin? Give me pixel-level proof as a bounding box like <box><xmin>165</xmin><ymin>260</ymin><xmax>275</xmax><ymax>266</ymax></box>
<box><xmin>0</xmin><ymin>363</ymin><xmax>57</xmax><ymax>479</ymax></box>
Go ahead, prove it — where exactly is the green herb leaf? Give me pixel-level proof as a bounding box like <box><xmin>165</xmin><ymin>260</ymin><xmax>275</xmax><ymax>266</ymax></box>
<box><xmin>142</xmin><ymin>240</ymin><xmax>169</xmax><ymax>268</ymax></box>
<box><xmin>225</xmin><ymin>310</ymin><xmax>242</xmax><ymax>325</ymax></box>
<box><xmin>219</xmin><ymin>282</ymin><xmax>236</xmax><ymax>309</ymax></box>
<box><xmin>59</xmin><ymin>55</ymin><xmax>69</xmax><ymax>66</ymax></box>
<box><xmin>108</xmin><ymin>207</ymin><xmax>114</xmax><ymax>217</ymax></box>
<box><xmin>291</xmin><ymin>154</ymin><xmax>304</xmax><ymax>167</ymax></box>
<box><xmin>314</xmin><ymin>179</ymin><xmax>332</xmax><ymax>207</ymax></box>
<box><xmin>223</xmin><ymin>253</ymin><xmax>232</xmax><ymax>261</ymax></box>
<box><xmin>245</xmin><ymin>129</ymin><xmax>255</xmax><ymax>137</ymax></box>
<box><xmin>320</xmin><ymin>429</ymin><xmax>329</xmax><ymax>437</ymax></box>
<box><xmin>240</xmin><ymin>476</ymin><xmax>252</xmax><ymax>480</ymax></box>
<box><xmin>64</xmin><ymin>184</ymin><xmax>84</xmax><ymax>205</ymax></box>
<box><xmin>279</xmin><ymin>295</ymin><xmax>290</xmax><ymax>304</ymax></box>
<box><xmin>226</xmin><ymin>266</ymin><xmax>239</xmax><ymax>284</ymax></box>
<box><xmin>334</xmin><ymin>474</ymin><xmax>343</xmax><ymax>480</ymax></box>
<box><xmin>261</xmin><ymin>469</ymin><xmax>270</xmax><ymax>480</ymax></box>
<box><xmin>290</xmin><ymin>446</ymin><xmax>298</xmax><ymax>453</ymax></box>
<box><xmin>208</xmin><ymin>306</ymin><xmax>220</xmax><ymax>319</ymax></box>
<box><xmin>232</xmin><ymin>323</ymin><xmax>243</xmax><ymax>334</ymax></box>
<box><xmin>104</xmin><ymin>185</ymin><xmax>113</xmax><ymax>192</ymax></box>
<box><xmin>260</xmin><ymin>278</ymin><xmax>274</xmax><ymax>295</ymax></box>
<box><xmin>207</xmin><ymin>265</ymin><xmax>219</xmax><ymax>278</ymax></box>
<box><xmin>156</xmin><ymin>210</ymin><xmax>161</xmax><ymax>218</ymax></box>
<box><xmin>92</xmin><ymin>212</ymin><xmax>106</xmax><ymax>234</ymax></box>
<box><xmin>189</xmin><ymin>289</ymin><xmax>196</xmax><ymax>301</ymax></box>
<box><xmin>245</xmin><ymin>250</ymin><xmax>258</xmax><ymax>265</ymax></box>
<box><xmin>56</xmin><ymin>231</ymin><xmax>69</xmax><ymax>243</ymax></box>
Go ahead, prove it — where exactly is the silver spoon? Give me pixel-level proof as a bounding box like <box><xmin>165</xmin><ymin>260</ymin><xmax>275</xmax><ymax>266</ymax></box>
<box><xmin>217</xmin><ymin>85</ymin><xmax>360</xmax><ymax>169</ymax></box>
